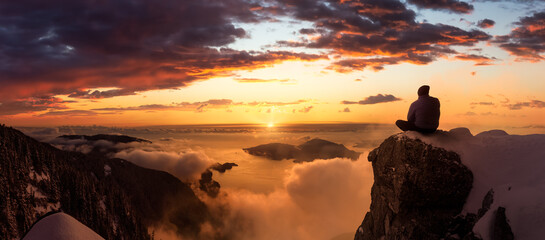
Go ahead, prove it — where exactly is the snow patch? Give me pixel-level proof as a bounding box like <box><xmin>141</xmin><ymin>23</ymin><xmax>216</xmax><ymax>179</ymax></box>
<box><xmin>22</xmin><ymin>212</ymin><xmax>104</xmax><ymax>240</ymax></box>
<box><xmin>29</xmin><ymin>168</ymin><xmax>50</xmax><ymax>182</ymax></box>
<box><xmin>99</xmin><ymin>197</ymin><xmax>106</xmax><ymax>212</ymax></box>
<box><xmin>400</xmin><ymin>128</ymin><xmax>545</xmax><ymax>240</ymax></box>
<box><xmin>34</xmin><ymin>202</ymin><xmax>61</xmax><ymax>216</ymax></box>
<box><xmin>26</xmin><ymin>184</ymin><xmax>46</xmax><ymax>199</ymax></box>
<box><xmin>104</xmin><ymin>165</ymin><xmax>111</xmax><ymax>176</ymax></box>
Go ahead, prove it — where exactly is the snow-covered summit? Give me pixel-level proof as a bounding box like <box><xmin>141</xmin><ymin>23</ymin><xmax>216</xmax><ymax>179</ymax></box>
<box><xmin>23</xmin><ymin>212</ymin><xmax>104</xmax><ymax>240</ymax></box>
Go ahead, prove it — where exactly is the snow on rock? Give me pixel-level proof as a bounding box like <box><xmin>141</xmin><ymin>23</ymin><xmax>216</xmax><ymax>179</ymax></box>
<box><xmin>29</xmin><ymin>168</ymin><xmax>50</xmax><ymax>182</ymax></box>
<box><xmin>23</xmin><ymin>212</ymin><xmax>104</xmax><ymax>240</ymax></box>
<box><xmin>400</xmin><ymin>128</ymin><xmax>545</xmax><ymax>240</ymax></box>
<box><xmin>35</xmin><ymin>202</ymin><xmax>61</xmax><ymax>216</ymax></box>
<box><xmin>26</xmin><ymin>183</ymin><xmax>46</xmax><ymax>199</ymax></box>
<box><xmin>104</xmin><ymin>164</ymin><xmax>111</xmax><ymax>176</ymax></box>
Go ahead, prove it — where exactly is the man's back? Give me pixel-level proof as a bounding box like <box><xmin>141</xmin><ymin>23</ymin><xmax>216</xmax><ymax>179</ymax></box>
<box><xmin>408</xmin><ymin>95</ymin><xmax>440</xmax><ymax>130</ymax></box>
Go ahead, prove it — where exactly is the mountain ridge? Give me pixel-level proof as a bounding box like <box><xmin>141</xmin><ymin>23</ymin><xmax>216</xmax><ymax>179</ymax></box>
<box><xmin>0</xmin><ymin>124</ymin><xmax>209</xmax><ymax>239</ymax></box>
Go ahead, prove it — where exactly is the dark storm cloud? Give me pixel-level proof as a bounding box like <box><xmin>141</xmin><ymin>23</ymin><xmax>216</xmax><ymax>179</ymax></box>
<box><xmin>273</xmin><ymin>0</ymin><xmax>490</xmax><ymax>72</ymax></box>
<box><xmin>407</xmin><ymin>0</ymin><xmax>474</xmax><ymax>14</ymax></box>
<box><xmin>0</xmin><ymin>0</ymin><xmax>324</xmax><ymax>101</ymax></box>
<box><xmin>342</xmin><ymin>94</ymin><xmax>401</xmax><ymax>105</ymax></box>
<box><xmin>494</xmin><ymin>11</ymin><xmax>545</xmax><ymax>61</ymax></box>
<box><xmin>0</xmin><ymin>0</ymin><xmax>497</xmax><ymax>102</ymax></box>
<box><xmin>0</xmin><ymin>96</ymin><xmax>71</xmax><ymax>115</ymax></box>
<box><xmin>477</xmin><ymin>19</ymin><xmax>496</xmax><ymax>28</ymax></box>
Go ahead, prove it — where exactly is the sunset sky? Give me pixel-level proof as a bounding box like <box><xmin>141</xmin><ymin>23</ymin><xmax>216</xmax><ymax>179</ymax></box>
<box><xmin>1</xmin><ymin>0</ymin><xmax>544</xmax><ymax>131</ymax></box>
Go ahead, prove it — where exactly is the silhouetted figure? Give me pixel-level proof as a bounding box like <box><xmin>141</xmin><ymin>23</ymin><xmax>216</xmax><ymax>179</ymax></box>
<box><xmin>396</xmin><ymin>85</ymin><xmax>440</xmax><ymax>134</ymax></box>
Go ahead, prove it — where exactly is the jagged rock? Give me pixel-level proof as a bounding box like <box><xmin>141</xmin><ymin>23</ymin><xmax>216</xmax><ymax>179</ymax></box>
<box><xmin>0</xmin><ymin>125</ymin><xmax>209</xmax><ymax>239</ymax></box>
<box><xmin>244</xmin><ymin>138</ymin><xmax>360</xmax><ymax>162</ymax></box>
<box><xmin>478</xmin><ymin>189</ymin><xmax>494</xmax><ymax>218</ymax></box>
<box><xmin>493</xmin><ymin>207</ymin><xmax>514</xmax><ymax>240</ymax></box>
<box><xmin>354</xmin><ymin>135</ymin><xmax>473</xmax><ymax>240</ymax></box>
<box><xmin>211</xmin><ymin>162</ymin><xmax>238</xmax><ymax>173</ymax></box>
<box><xmin>199</xmin><ymin>170</ymin><xmax>220</xmax><ymax>198</ymax></box>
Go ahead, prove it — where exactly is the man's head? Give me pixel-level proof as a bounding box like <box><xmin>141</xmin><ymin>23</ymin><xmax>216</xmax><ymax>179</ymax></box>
<box><xmin>418</xmin><ymin>85</ymin><xmax>430</xmax><ymax>96</ymax></box>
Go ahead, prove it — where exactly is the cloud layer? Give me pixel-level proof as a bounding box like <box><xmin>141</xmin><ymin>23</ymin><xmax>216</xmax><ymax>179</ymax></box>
<box><xmin>0</xmin><ymin>0</ymin><xmax>323</xmax><ymax>101</ymax></box>
<box><xmin>200</xmin><ymin>157</ymin><xmax>373</xmax><ymax>240</ymax></box>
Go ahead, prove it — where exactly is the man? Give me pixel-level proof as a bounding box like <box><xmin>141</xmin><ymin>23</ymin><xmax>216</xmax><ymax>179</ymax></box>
<box><xmin>396</xmin><ymin>85</ymin><xmax>440</xmax><ymax>133</ymax></box>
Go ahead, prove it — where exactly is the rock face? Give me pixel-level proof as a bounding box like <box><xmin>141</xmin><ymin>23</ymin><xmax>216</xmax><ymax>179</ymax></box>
<box><xmin>0</xmin><ymin>125</ymin><xmax>209</xmax><ymax>239</ymax></box>
<box><xmin>354</xmin><ymin>135</ymin><xmax>473</xmax><ymax>240</ymax></box>
<box><xmin>244</xmin><ymin>138</ymin><xmax>360</xmax><ymax>162</ymax></box>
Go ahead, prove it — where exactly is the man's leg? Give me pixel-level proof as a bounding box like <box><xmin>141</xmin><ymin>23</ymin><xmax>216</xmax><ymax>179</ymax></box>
<box><xmin>396</xmin><ymin>120</ymin><xmax>417</xmax><ymax>131</ymax></box>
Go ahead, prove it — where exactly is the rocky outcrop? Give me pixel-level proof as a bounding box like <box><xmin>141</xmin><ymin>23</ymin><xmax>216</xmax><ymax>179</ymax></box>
<box><xmin>199</xmin><ymin>169</ymin><xmax>221</xmax><ymax>198</ymax></box>
<box><xmin>244</xmin><ymin>138</ymin><xmax>360</xmax><ymax>162</ymax></box>
<box><xmin>354</xmin><ymin>135</ymin><xmax>473</xmax><ymax>240</ymax></box>
<box><xmin>0</xmin><ymin>125</ymin><xmax>209</xmax><ymax>239</ymax></box>
<box><xmin>211</xmin><ymin>162</ymin><xmax>238</xmax><ymax>173</ymax></box>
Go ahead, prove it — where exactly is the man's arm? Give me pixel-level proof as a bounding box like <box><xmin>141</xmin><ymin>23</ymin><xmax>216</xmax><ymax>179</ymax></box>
<box><xmin>407</xmin><ymin>102</ymin><xmax>416</xmax><ymax>122</ymax></box>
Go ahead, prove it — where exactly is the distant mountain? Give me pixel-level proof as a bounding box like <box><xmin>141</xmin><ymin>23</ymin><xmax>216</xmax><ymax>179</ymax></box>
<box><xmin>0</xmin><ymin>125</ymin><xmax>209</xmax><ymax>239</ymax></box>
<box><xmin>243</xmin><ymin>138</ymin><xmax>361</xmax><ymax>162</ymax></box>
<box><xmin>57</xmin><ymin>134</ymin><xmax>152</xmax><ymax>144</ymax></box>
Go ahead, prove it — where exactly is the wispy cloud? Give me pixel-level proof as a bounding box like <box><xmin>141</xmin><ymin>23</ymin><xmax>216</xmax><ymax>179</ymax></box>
<box><xmin>342</xmin><ymin>94</ymin><xmax>401</xmax><ymax>105</ymax></box>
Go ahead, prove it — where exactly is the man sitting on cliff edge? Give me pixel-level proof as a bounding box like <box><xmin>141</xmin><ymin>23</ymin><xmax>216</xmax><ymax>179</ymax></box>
<box><xmin>396</xmin><ymin>85</ymin><xmax>440</xmax><ymax>134</ymax></box>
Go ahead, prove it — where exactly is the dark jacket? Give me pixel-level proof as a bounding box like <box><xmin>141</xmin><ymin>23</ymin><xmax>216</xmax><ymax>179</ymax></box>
<box><xmin>408</xmin><ymin>95</ymin><xmax>440</xmax><ymax>130</ymax></box>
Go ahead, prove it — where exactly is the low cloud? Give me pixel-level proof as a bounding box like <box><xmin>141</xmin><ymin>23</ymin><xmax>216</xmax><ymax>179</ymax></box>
<box><xmin>200</xmin><ymin>157</ymin><xmax>373</xmax><ymax>240</ymax></box>
<box><xmin>342</xmin><ymin>94</ymin><xmax>401</xmax><ymax>105</ymax></box>
<box><xmin>114</xmin><ymin>149</ymin><xmax>214</xmax><ymax>180</ymax></box>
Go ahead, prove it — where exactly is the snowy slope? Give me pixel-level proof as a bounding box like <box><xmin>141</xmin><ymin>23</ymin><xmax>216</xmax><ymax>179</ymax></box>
<box><xmin>403</xmin><ymin>128</ymin><xmax>545</xmax><ymax>240</ymax></box>
<box><xmin>22</xmin><ymin>213</ymin><xmax>104</xmax><ymax>240</ymax></box>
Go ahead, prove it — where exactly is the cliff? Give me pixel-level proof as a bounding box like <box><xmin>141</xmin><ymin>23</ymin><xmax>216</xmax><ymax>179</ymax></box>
<box><xmin>0</xmin><ymin>125</ymin><xmax>209</xmax><ymax>239</ymax></box>
<box><xmin>354</xmin><ymin>134</ymin><xmax>473</xmax><ymax>239</ymax></box>
<box><xmin>353</xmin><ymin>130</ymin><xmax>537</xmax><ymax>240</ymax></box>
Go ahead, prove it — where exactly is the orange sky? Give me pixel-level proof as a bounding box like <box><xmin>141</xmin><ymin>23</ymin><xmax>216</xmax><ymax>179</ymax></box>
<box><xmin>1</xmin><ymin>0</ymin><xmax>544</xmax><ymax>133</ymax></box>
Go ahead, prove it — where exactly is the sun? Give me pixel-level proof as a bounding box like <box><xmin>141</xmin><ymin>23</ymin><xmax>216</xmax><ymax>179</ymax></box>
<box><xmin>267</xmin><ymin>122</ymin><xmax>275</xmax><ymax>128</ymax></box>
